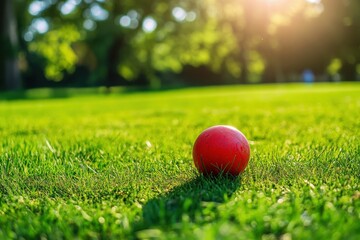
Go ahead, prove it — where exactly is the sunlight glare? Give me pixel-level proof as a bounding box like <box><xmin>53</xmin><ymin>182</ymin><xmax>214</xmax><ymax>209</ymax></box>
<box><xmin>60</xmin><ymin>0</ymin><xmax>78</xmax><ymax>15</ymax></box>
<box><xmin>24</xmin><ymin>31</ymin><xmax>34</xmax><ymax>42</ymax></box>
<box><xmin>29</xmin><ymin>1</ymin><xmax>44</xmax><ymax>16</ymax></box>
<box><xmin>142</xmin><ymin>17</ymin><xmax>157</xmax><ymax>33</ymax></box>
<box><xmin>90</xmin><ymin>3</ymin><xmax>109</xmax><ymax>21</ymax></box>
<box><xmin>172</xmin><ymin>7</ymin><xmax>187</xmax><ymax>22</ymax></box>
<box><xmin>263</xmin><ymin>0</ymin><xmax>321</xmax><ymax>4</ymax></box>
<box><xmin>306</xmin><ymin>0</ymin><xmax>321</xmax><ymax>4</ymax></box>
<box><xmin>31</xmin><ymin>18</ymin><xmax>49</xmax><ymax>34</ymax></box>
<box><xmin>119</xmin><ymin>16</ymin><xmax>131</xmax><ymax>27</ymax></box>
<box><xmin>83</xmin><ymin>19</ymin><xmax>96</xmax><ymax>31</ymax></box>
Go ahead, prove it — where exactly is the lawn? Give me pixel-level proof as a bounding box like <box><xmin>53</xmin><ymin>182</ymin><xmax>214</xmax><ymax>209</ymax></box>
<box><xmin>0</xmin><ymin>83</ymin><xmax>359</xmax><ymax>239</ymax></box>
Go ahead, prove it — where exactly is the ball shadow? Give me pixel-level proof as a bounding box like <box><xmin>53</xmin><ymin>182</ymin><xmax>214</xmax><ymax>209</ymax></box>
<box><xmin>134</xmin><ymin>174</ymin><xmax>242</xmax><ymax>232</ymax></box>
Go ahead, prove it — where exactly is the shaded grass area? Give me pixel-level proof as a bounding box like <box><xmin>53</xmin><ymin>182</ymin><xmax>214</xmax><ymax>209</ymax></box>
<box><xmin>0</xmin><ymin>83</ymin><xmax>359</xmax><ymax>239</ymax></box>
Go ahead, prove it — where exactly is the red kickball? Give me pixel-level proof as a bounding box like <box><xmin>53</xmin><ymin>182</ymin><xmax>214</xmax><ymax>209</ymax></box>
<box><xmin>192</xmin><ymin>125</ymin><xmax>250</xmax><ymax>177</ymax></box>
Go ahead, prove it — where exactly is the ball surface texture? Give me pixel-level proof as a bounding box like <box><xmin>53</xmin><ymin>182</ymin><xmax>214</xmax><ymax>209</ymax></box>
<box><xmin>192</xmin><ymin>125</ymin><xmax>250</xmax><ymax>176</ymax></box>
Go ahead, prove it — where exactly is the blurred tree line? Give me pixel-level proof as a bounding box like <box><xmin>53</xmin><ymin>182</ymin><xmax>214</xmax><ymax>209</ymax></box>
<box><xmin>1</xmin><ymin>0</ymin><xmax>359</xmax><ymax>91</ymax></box>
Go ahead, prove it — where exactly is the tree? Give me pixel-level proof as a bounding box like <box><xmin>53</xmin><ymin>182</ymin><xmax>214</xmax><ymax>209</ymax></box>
<box><xmin>2</xmin><ymin>0</ymin><xmax>359</xmax><ymax>91</ymax></box>
<box><xmin>331</xmin><ymin>0</ymin><xmax>360</xmax><ymax>80</ymax></box>
<box><xmin>0</xmin><ymin>0</ymin><xmax>22</xmax><ymax>90</ymax></box>
<box><xmin>22</xmin><ymin>0</ymin><xmax>232</xmax><ymax>88</ymax></box>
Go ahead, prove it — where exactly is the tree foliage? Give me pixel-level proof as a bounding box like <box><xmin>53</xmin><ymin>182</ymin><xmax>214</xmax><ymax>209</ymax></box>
<box><xmin>0</xmin><ymin>0</ymin><xmax>359</xmax><ymax>90</ymax></box>
<box><xmin>29</xmin><ymin>25</ymin><xmax>81</xmax><ymax>81</ymax></box>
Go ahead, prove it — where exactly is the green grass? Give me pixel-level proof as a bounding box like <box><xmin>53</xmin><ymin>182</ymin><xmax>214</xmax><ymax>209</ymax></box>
<box><xmin>0</xmin><ymin>83</ymin><xmax>359</xmax><ymax>239</ymax></box>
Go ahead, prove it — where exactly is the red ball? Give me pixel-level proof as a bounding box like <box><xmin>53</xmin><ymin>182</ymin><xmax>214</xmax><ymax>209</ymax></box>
<box><xmin>192</xmin><ymin>125</ymin><xmax>250</xmax><ymax>176</ymax></box>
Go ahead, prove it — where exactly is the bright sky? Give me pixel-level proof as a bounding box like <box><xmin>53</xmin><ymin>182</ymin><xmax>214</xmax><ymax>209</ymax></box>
<box><xmin>264</xmin><ymin>0</ymin><xmax>321</xmax><ymax>4</ymax></box>
<box><xmin>306</xmin><ymin>0</ymin><xmax>321</xmax><ymax>4</ymax></box>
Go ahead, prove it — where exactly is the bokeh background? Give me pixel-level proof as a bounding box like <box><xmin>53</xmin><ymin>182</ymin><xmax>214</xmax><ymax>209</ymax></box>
<box><xmin>1</xmin><ymin>0</ymin><xmax>359</xmax><ymax>91</ymax></box>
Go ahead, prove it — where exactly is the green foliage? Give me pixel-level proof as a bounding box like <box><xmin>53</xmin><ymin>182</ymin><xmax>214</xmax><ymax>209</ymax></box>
<box><xmin>327</xmin><ymin>58</ymin><xmax>342</xmax><ymax>76</ymax></box>
<box><xmin>1</xmin><ymin>0</ymin><xmax>356</xmax><ymax>89</ymax></box>
<box><xmin>29</xmin><ymin>25</ymin><xmax>81</xmax><ymax>81</ymax></box>
<box><xmin>1</xmin><ymin>0</ymin><xmax>359</xmax><ymax>90</ymax></box>
<box><xmin>140</xmin><ymin>18</ymin><xmax>237</xmax><ymax>74</ymax></box>
<box><xmin>248</xmin><ymin>51</ymin><xmax>266</xmax><ymax>83</ymax></box>
<box><xmin>0</xmin><ymin>83</ymin><xmax>359</xmax><ymax>239</ymax></box>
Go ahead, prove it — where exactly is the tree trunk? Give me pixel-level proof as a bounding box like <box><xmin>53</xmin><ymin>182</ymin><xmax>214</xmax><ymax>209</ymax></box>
<box><xmin>239</xmin><ymin>40</ymin><xmax>248</xmax><ymax>84</ymax></box>
<box><xmin>229</xmin><ymin>21</ymin><xmax>249</xmax><ymax>84</ymax></box>
<box><xmin>106</xmin><ymin>36</ymin><xmax>125</xmax><ymax>90</ymax></box>
<box><xmin>0</xmin><ymin>0</ymin><xmax>22</xmax><ymax>90</ymax></box>
<box><xmin>263</xmin><ymin>48</ymin><xmax>283</xmax><ymax>83</ymax></box>
<box><xmin>235</xmin><ymin>1</ymin><xmax>251</xmax><ymax>84</ymax></box>
<box><xmin>340</xmin><ymin>61</ymin><xmax>356</xmax><ymax>81</ymax></box>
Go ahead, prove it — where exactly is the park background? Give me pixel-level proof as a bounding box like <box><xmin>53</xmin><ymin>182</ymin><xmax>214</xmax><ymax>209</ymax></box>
<box><xmin>1</xmin><ymin>1</ymin><xmax>360</xmax><ymax>239</ymax></box>
<box><xmin>1</xmin><ymin>0</ymin><xmax>359</xmax><ymax>91</ymax></box>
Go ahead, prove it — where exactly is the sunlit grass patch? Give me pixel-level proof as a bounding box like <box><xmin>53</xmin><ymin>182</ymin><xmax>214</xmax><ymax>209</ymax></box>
<box><xmin>0</xmin><ymin>83</ymin><xmax>359</xmax><ymax>239</ymax></box>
